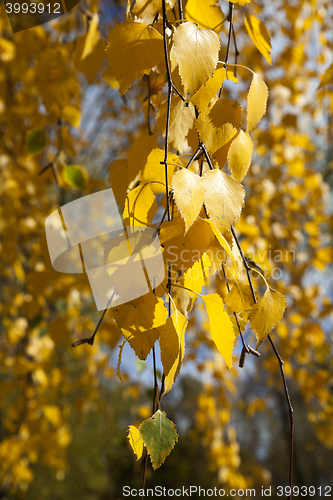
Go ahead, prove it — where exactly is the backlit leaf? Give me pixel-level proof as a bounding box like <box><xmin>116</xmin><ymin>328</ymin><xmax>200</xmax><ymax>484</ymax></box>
<box><xmin>191</xmin><ymin>67</ymin><xmax>226</xmax><ymax>114</ymax></box>
<box><xmin>172</xmin><ymin>168</ymin><xmax>205</xmax><ymax>232</ymax></box>
<box><xmin>249</xmin><ymin>287</ymin><xmax>287</xmax><ymax>347</ymax></box>
<box><xmin>139</xmin><ymin>410</ymin><xmax>178</xmax><ymax>469</ymax></box>
<box><xmin>123</xmin><ymin>184</ymin><xmax>157</xmax><ymax>226</ymax></box>
<box><xmin>202</xmin><ymin>169</ymin><xmax>245</xmax><ymax>234</ymax></box>
<box><xmin>160</xmin><ymin>310</ymin><xmax>188</xmax><ymax>393</ymax></box>
<box><xmin>155</xmin><ymin>96</ymin><xmax>195</xmax><ymax>153</ymax></box>
<box><xmin>224</xmin><ymin>282</ymin><xmax>255</xmax><ymax>314</ymax></box>
<box><xmin>81</xmin><ymin>13</ymin><xmax>100</xmax><ymax>60</ymax></box>
<box><xmin>185</xmin><ymin>0</ymin><xmax>224</xmax><ymax>31</ymax></box>
<box><xmin>245</xmin><ymin>13</ymin><xmax>272</xmax><ymax>65</ymax></box>
<box><xmin>106</xmin><ymin>21</ymin><xmax>164</xmax><ymax>95</ymax></box>
<box><xmin>202</xmin><ymin>293</ymin><xmax>235</xmax><ymax>368</ymax></box>
<box><xmin>141</xmin><ymin>148</ymin><xmax>179</xmax><ymax>194</ymax></box>
<box><xmin>247</xmin><ymin>73</ymin><xmax>268</xmax><ymax>131</ymax></box>
<box><xmin>172</xmin><ymin>22</ymin><xmax>220</xmax><ymax>96</ymax></box>
<box><xmin>227</xmin><ymin>130</ymin><xmax>253</xmax><ymax>181</ymax></box>
<box><xmin>127</xmin><ymin>425</ymin><xmax>143</xmax><ymax>460</ymax></box>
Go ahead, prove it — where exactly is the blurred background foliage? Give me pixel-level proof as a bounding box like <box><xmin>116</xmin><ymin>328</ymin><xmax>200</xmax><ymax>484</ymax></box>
<box><xmin>0</xmin><ymin>0</ymin><xmax>332</xmax><ymax>498</ymax></box>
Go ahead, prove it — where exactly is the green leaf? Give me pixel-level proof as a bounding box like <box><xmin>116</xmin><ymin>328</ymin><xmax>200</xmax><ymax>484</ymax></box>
<box><xmin>27</xmin><ymin>130</ymin><xmax>47</xmax><ymax>155</ymax></box>
<box><xmin>63</xmin><ymin>165</ymin><xmax>86</xmax><ymax>191</ymax></box>
<box><xmin>139</xmin><ymin>410</ymin><xmax>178</xmax><ymax>469</ymax></box>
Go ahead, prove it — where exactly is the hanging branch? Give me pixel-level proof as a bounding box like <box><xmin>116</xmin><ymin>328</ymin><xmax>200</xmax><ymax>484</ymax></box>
<box><xmin>218</xmin><ymin>1</ymin><xmax>234</xmax><ymax>98</ymax></box>
<box><xmin>231</xmin><ymin>225</ymin><xmax>294</xmax><ymax>500</ymax></box>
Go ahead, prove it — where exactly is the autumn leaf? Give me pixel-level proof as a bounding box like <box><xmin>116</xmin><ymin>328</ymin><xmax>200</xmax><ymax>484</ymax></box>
<box><xmin>191</xmin><ymin>67</ymin><xmax>226</xmax><ymax>114</ymax></box>
<box><xmin>160</xmin><ymin>310</ymin><xmax>188</xmax><ymax>393</ymax></box>
<box><xmin>172</xmin><ymin>22</ymin><xmax>220</xmax><ymax>96</ymax></box>
<box><xmin>155</xmin><ymin>96</ymin><xmax>195</xmax><ymax>153</ymax></box>
<box><xmin>139</xmin><ymin>410</ymin><xmax>178</xmax><ymax>469</ymax></box>
<box><xmin>106</xmin><ymin>21</ymin><xmax>164</xmax><ymax>95</ymax></box>
<box><xmin>127</xmin><ymin>425</ymin><xmax>143</xmax><ymax>460</ymax></box>
<box><xmin>63</xmin><ymin>165</ymin><xmax>86</xmax><ymax>191</ymax></box>
<box><xmin>202</xmin><ymin>169</ymin><xmax>245</xmax><ymax>234</ymax></box>
<box><xmin>123</xmin><ymin>183</ymin><xmax>157</xmax><ymax>226</ymax></box>
<box><xmin>249</xmin><ymin>287</ymin><xmax>287</xmax><ymax>347</ymax></box>
<box><xmin>185</xmin><ymin>0</ymin><xmax>224</xmax><ymax>31</ymax></box>
<box><xmin>141</xmin><ymin>148</ymin><xmax>179</xmax><ymax>193</ymax></box>
<box><xmin>247</xmin><ymin>73</ymin><xmax>269</xmax><ymax>131</ymax></box>
<box><xmin>172</xmin><ymin>168</ymin><xmax>205</xmax><ymax>232</ymax></box>
<box><xmin>224</xmin><ymin>282</ymin><xmax>255</xmax><ymax>314</ymax></box>
<box><xmin>227</xmin><ymin>130</ymin><xmax>253</xmax><ymax>181</ymax></box>
<box><xmin>244</xmin><ymin>13</ymin><xmax>272</xmax><ymax>65</ymax></box>
<box><xmin>81</xmin><ymin>13</ymin><xmax>100</xmax><ymax>60</ymax></box>
<box><xmin>202</xmin><ymin>293</ymin><xmax>235</xmax><ymax>368</ymax></box>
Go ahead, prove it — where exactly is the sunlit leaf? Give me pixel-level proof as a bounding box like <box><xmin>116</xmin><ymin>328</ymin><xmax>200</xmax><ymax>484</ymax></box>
<box><xmin>247</xmin><ymin>73</ymin><xmax>268</xmax><ymax>131</ymax></box>
<box><xmin>172</xmin><ymin>22</ymin><xmax>220</xmax><ymax>96</ymax></box>
<box><xmin>202</xmin><ymin>169</ymin><xmax>245</xmax><ymax>234</ymax></box>
<box><xmin>123</xmin><ymin>183</ymin><xmax>157</xmax><ymax>226</ymax></box>
<box><xmin>185</xmin><ymin>0</ymin><xmax>224</xmax><ymax>31</ymax></box>
<box><xmin>249</xmin><ymin>287</ymin><xmax>287</xmax><ymax>347</ymax></box>
<box><xmin>81</xmin><ymin>13</ymin><xmax>100</xmax><ymax>60</ymax></box>
<box><xmin>202</xmin><ymin>293</ymin><xmax>235</xmax><ymax>368</ymax></box>
<box><xmin>227</xmin><ymin>130</ymin><xmax>253</xmax><ymax>181</ymax></box>
<box><xmin>244</xmin><ymin>13</ymin><xmax>272</xmax><ymax>65</ymax></box>
<box><xmin>172</xmin><ymin>168</ymin><xmax>205</xmax><ymax>232</ymax></box>
<box><xmin>127</xmin><ymin>425</ymin><xmax>143</xmax><ymax>460</ymax></box>
<box><xmin>191</xmin><ymin>67</ymin><xmax>226</xmax><ymax>114</ymax></box>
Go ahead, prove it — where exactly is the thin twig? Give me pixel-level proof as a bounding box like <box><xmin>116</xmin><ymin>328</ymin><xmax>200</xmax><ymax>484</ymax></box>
<box><xmin>231</xmin><ymin>225</ymin><xmax>294</xmax><ymax>499</ymax></box>
<box><xmin>178</xmin><ymin>0</ymin><xmax>183</xmax><ymax>21</ymax></box>
<box><xmin>219</xmin><ymin>2</ymin><xmax>234</xmax><ymax>98</ymax></box>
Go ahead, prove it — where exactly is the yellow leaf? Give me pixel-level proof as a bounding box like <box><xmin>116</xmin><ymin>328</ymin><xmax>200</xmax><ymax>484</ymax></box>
<box><xmin>191</xmin><ymin>67</ymin><xmax>226</xmax><ymax>114</ymax></box>
<box><xmin>244</xmin><ymin>13</ymin><xmax>272</xmax><ymax>65</ymax></box>
<box><xmin>184</xmin><ymin>254</ymin><xmax>210</xmax><ymax>296</ymax></box>
<box><xmin>196</xmin><ymin>97</ymin><xmax>241</xmax><ymax>154</ymax></box>
<box><xmin>172</xmin><ymin>22</ymin><xmax>220</xmax><ymax>96</ymax></box>
<box><xmin>106</xmin><ymin>21</ymin><xmax>164</xmax><ymax>95</ymax></box>
<box><xmin>224</xmin><ymin>282</ymin><xmax>255</xmax><ymax>314</ymax></box>
<box><xmin>73</xmin><ymin>36</ymin><xmax>106</xmax><ymax>84</ymax></box>
<box><xmin>249</xmin><ymin>287</ymin><xmax>287</xmax><ymax>347</ymax></box>
<box><xmin>172</xmin><ymin>168</ymin><xmax>205</xmax><ymax>232</ymax></box>
<box><xmin>202</xmin><ymin>294</ymin><xmax>235</xmax><ymax>368</ymax></box>
<box><xmin>114</xmin><ymin>293</ymin><xmax>168</xmax><ymax>360</ymax></box>
<box><xmin>123</xmin><ymin>184</ymin><xmax>157</xmax><ymax>226</ymax></box>
<box><xmin>128</xmin><ymin>135</ymin><xmax>158</xmax><ymax>176</ymax></box>
<box><xmin>132</xmin><ymin>0</ymin><xmax>176</xmax><ymax>19</ymax></box>
<box><xmin>155</xmin><ymin>96</ymin><xmax>195</xmax><ymax>153</ymax></box>
<box><xmin>227</xmin><ymin>130</ymin><xmax>253</xmax><ymax>181</ymax></box>
<box><xmin>230</xmin><ymin>0</ymin><xmax>250</xmax><ymax>4</ymax></box>
<box><xmin>203</xmin><ymin>219</ymin><xmax>234</xmax><ymax>260</ymax></box>
<box><xmin>247</xmin><ymin>73</ymin><xmax>268</xmax><ymax>132</ymax></box>
<box><xmin>202</xmin><ymin>169</ymin><xmax>245</xmax><ymax>234</ymax></box>
<box><xmin>62</xmin><ymin>104</ymin><xmax>81</xmax><ymax>128</ymax></box>
<box><xmin>159</xmin><ymin>217</ymin><xmax>214</xmax><ymax>273</ymax></box>
<box><xmin>128</xmin><ymin>425</ymin><xmax>143</xmax><ymax>460</ymax></box>
<box><xmin>185</xmin><ymin>0</ymin><xmax>224</xmax><ymax>31</ymax></box>
<box><xmin>160</xmin><ymin>310</ymin><xmax>188</xmax><ymax>393</ymax></box>
<box><xmin>141</xmin><ymin>148</ymin><xmax>179</xmax><ymax>193</ymax></box>
<box><xmin>81</xmin><ymin>13</ymin><xmax>100</xmax><ymax>60</ymax></box>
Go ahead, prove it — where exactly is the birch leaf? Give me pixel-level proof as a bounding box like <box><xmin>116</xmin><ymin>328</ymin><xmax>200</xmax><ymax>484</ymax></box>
<box><xmin>224</xmin><ymin>282</ymin><xmax>255</xmax><ymax>314</ymax></box>
<box><xmin>247</xmin><ymin>73</ymin><xmax>268</xmax><ymax>131</ymax></box>
<box><xmin>139</xmin><ymin>410</ymin><xmax>178</xmax><ymax>469</ymax></box>
<box><xmin>172</xmin><ymin>22</ymin><xmax>220</xmax><ymax>96</ymax></box>
<box><xmin>202</xmin><ymin>169</ymin><xmax>245</xmax><ymax>234</ymax></box>
<box><xmin>123</xmin><ymin>184</ymin><xmax>157</xmax><ymax>226</ymax></box>
<box><xmin>227</xmin><ymin>130</ymin><xmax>253</xmax><ymax>181</ymax></box>
<box><xmin>202</xmin><ymin>293</ymin><xmax>235</xmax><ymax>368</ymax></box>
<box><xmin>81</xmin><ymin>14</ymin><xmax>100</xmax><ymax>60</ymax></box>
<box><xmin>141</xmin><ymin>148</ymin><xmax>179</xmax><ymax>194</ymax></box>
<box><xmin>106</xmin><ymin>22</ymin><xmax>164</xmax><ymax>95</ymax></box>
<box><xmin>249</xmin><ymin>287</ymin><xmax>287</xmax><ymax>347</ymax></box>
<box><xmin>155</xmin><ymin>96</ymin><xmax>195</xmax><ymax>153</ymax></box>
<box><xmin>160</xmin><ymin>310</ymin><xmax>188</xmax><ymax>393</ymax></box>
<box><xmin>172</xmin><ymin>168</ymin><xmax>205</xmax><ymax>232</ymax></box>
<box><xmin>185</xmin><ymin>0</ymin><xmax>224</xmax><ymax>31</ymax></box>
<box><xmin>127</xmin><ymin>425</ymin><xmax>143</xmax><ymax>460</ymax></box>
<box><xmin>191</xmin><ymin>67</ymin><xmax>226</xmax><ymax>114</ymax></box>
<box><xmin>245</xmin><ymin>13</ymin><xmax>272</xmax><ymax>65</ymax></box>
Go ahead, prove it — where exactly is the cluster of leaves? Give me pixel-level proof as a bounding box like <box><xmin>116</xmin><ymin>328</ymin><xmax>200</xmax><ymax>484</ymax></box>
<box><xmin>0</xmin><ymin>0</ymin><xmax>332</xmax><ymax>495</ymax></box>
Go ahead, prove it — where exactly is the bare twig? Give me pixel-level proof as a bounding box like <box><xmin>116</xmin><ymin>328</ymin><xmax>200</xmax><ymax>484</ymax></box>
<box><xmin>231</xmin><ymin>225</ymin><xmax>294</xmax><ymax>499</ymax></box>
